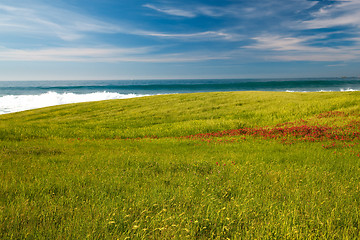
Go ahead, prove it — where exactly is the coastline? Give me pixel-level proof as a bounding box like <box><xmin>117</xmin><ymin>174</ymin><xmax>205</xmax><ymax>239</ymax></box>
<box><xmin>2</xmin><ymin>90</ymin><xmax>360</xmax><ymax>238</ymax></box>
<box><xmin>1</xmin><ymin>87</ymin><xmax>360</xmax><ymax>115</ymax></box>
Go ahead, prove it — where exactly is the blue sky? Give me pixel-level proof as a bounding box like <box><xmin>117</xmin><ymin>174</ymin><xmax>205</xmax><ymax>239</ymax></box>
<box><xmin>0</xmin><ymin>0</ymin><xmax>359</xmax><ymax>80</ymax></box>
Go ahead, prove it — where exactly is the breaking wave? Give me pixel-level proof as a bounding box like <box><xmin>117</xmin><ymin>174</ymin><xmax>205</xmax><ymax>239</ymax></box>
<box><xmin>285</xmin><ymin>88</ymin><xmax>359</xmax><ymax>93</ymax></box>
<box><xmin>0</xmin><ymin>91</ymin><xmax>149</xmax><ymax>114</ymax></box>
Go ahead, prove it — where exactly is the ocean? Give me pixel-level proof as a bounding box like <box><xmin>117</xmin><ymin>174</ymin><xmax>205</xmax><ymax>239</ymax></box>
<box><xmin>1</xmin><ymin>78</ymin><xmax>360</xmax><ymax>115</ymax></box>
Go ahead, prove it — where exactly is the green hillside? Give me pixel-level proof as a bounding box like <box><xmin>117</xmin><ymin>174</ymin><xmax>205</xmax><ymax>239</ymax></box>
<box><xmin>1</xmin><ymin>91</ymin><xmax>360</xmax><ymax>239</ymax></box>
<box><xmin>1</xmin><ymin>91</ymin><xmax>360</xmax><ymax>140</ymax></box>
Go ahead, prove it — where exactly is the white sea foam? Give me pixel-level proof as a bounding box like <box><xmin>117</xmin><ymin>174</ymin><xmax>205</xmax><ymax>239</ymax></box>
<box><xmin>286</xmin><ymin>89</ymin><xmax>359</xmax><ymax>93</ymax></box>
<box><xmin>0</xmin><ymin>91</ymin><xmax>149</xmax><ymax>114</ymax></box>
<box><xmin>340</xmin><ymin>88</ymin><xmax>359</xmax><ymax>92</ymax></box>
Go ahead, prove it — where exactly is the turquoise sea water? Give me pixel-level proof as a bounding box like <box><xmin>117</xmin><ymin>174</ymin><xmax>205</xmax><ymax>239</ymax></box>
<box><xmin>1</xmin><ymin>78</ymin><xmax>360</xmax><ymax>114</ymax></box>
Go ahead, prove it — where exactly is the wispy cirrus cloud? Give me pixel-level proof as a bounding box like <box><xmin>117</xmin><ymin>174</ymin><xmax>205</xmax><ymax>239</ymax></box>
<box><xmin>248</xmin><ymin>35</ymin><xmax>323</xmax><ymax>52</ymax></box>
<box><xmin>301</xmin><ymin>0</ymin><xmax>360</xmax><ymax>29</ymax></box>
<box><xmin>0</xmin><ymin>46</ymin><xmax>229</xmax><ymax>63</ymax></box>
<box><xmin>0</xmin><ymin>2</ymin><xmax>240</xmax><ymax>44</ymax></box>
<box><xmin>246</xmin><ymin>34</ymin><xmax>360</xmax><ymax>61</ymax></box>
<box><xmin>143</xmin><ymin>0</ymin><xmax>318</xmax><ymax>19</ymax></box>
<box><xmin>0</xmin><ymin>46</ymin><xmax>152</xmax><ymax>62</ymax></box>
<box><xmin>240</xmin><ymin>0</ymin><xmax>360</xmax><ymax>62</ymax></box>
<box><xmin>1</xmin><ymin>0</ymin><xmax>360</xmax><ymax>66</ymax></box>
<box><xmin>137</xmin><ymin>30</ymin><xmax>241</xmax><ymax>41</ymax></box>
<box><xmin>0</xmin><ymin>3</ymin><xmax>123</xmax><ymax>41</ymax></box>
<box><xmin>0</xmin><ymin>1</ymin><xmax>240</xmax><ymax>64</ymax></box>
<box><xmin>142</xmin><ymin>3</ymin><xmax>232</xmax><ymax>18</ymax></box>
<box><xmin>139</xmin><ymin>0</ymin><xmax>322</xmax><ymax>43</ymax></box>
<box><xmin>143</xmin><ymin>4</ymin><xmax>196</xmax><ymax>18</ymax></box>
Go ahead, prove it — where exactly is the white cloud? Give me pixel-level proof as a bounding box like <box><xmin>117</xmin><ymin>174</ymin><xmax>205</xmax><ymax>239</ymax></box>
<box><xmin>245</xmin><ymin>34</ymin><xmax>360</xmax><ymax>62</ymax></box>
<box><xmin>0</xmin><ymin>3</ymin><xmax>123</xmax><ymax>41</ymax></box>
<box><xmin>238</xmin><ymin>0</ymin><xmax>360</xmax><ymax>62</ymax></box>
<box><xmin>137</xmin><ymin>30</ymin><xmax>241</xmax><ymax>41</ymax></box>
<box><xmin>302</xmin><ymin>0</ymin><xmax>360</xmax><ymax>29</ymax></box>
<box><xmin>196</xmin><ymin>6</ymin><xmax>225</xmax><ymax>17</ymax></box>
<box><xmin>143</xmin><ymin>0</ymin><xmax>319</xmax><ymax>20</ymax></box>
<box><xmin>248</xmin><ymin>35</ymin><xmax>315</xmax><ymax>51</ymax></box>
<box><xmin>0</xmin><ymin>2</ymin><xmax>240</xmax><ymax>43</ymax></box>
<box><xmin>1</xmin><ymin>0</ymin><xmax>359</xmax><ymax>65</ymax></box>
<box><xmin>273</xmin><ymin>53</ymin><xmax>358</xmax><ymax>62</ymax></box>
<box><xmin>0</xmin><ymin>46</ymin><xmax>151</xmax><ymax>62</ymax></box>
<box><xmin>143</xmin><ymin>4</ymin><xmax>196</xmax><ymax>17</ymax></box>
<box><xmin>246</xmin><ymin>0</ymin><xmax>360</xmax><ymax>62</ymax></box>
<box><xmin>0</xmin><ymin>46</ymin><xmax>229</xmax><ymax>63</ymax></box>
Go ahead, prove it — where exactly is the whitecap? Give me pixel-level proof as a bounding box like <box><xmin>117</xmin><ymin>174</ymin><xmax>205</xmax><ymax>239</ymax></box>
<box><xmin>0</xmin><ymin>91</ymin><xmax>149</xmax><ymax>114</ymax></box>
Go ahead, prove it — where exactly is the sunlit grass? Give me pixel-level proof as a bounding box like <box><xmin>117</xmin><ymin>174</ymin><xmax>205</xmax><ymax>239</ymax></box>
<box><xmin>1</xmin><ymin>91</ymin><xmax>360</xmax><ymax>239</ymax></box>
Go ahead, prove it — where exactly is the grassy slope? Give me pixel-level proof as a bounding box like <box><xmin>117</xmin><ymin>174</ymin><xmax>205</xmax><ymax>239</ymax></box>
<box><xmin>1</xmin><ymin>91</ymin><xmax>360</xmax><ymax>140</ymax></box>
<box><xmin>1</xmin><ymin>91</ymin><xmax>360</xmax><ymax>239</ymax></box>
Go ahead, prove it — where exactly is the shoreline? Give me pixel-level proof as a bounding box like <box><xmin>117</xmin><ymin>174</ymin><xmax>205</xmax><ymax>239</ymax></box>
<box><xmin>1</xmin><ymin>90</ymin><xmax>360</xmax><ymax>115</ymax></box>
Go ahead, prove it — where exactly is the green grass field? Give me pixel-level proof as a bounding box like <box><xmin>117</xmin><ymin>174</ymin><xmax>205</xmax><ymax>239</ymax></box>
<box><xmin>1</xmin><ymin>91</ymin><xmax>360</xmax><ymax>239</ymax></box>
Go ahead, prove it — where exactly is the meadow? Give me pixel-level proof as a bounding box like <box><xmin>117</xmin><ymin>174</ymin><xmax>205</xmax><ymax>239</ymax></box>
<box><xmin>1</xmin><ymin>91</ymin><xmax>360</xmax><ymax>239</ymax></box>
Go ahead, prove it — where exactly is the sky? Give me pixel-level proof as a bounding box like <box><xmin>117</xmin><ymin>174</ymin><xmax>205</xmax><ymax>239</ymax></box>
<box><xmin>0</xmin><ymin>0</ymin><xmax>360</xmax><ymax>80</ymax></box>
